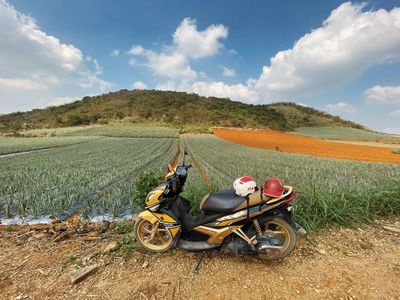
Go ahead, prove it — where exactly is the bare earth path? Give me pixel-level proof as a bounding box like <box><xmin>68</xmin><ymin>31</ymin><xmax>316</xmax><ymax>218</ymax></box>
<box><xmin>1</xmin><ymin>223</ymin><xmax>399</xmax><ymax>300</ymax></box>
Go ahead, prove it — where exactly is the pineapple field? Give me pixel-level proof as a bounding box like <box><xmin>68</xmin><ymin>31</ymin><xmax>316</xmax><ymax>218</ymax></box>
<box><xmin>0</xmin><ymin>125</ymin><xmax>399</xmax><ymax>231</ymax></box>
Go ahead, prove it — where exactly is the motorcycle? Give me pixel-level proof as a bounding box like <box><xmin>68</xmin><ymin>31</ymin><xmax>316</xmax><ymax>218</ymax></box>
<box><xmin>134</xmin><ymin>149</ymin><xmax>306</xmax><ymax>260</ymax></box>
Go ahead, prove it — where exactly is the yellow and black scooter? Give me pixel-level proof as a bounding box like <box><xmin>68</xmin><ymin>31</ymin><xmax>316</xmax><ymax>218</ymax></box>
<box><xmin>134</xmin><ymin>150</ymin><xmax>306</xmax><ymax>260</ymax></box>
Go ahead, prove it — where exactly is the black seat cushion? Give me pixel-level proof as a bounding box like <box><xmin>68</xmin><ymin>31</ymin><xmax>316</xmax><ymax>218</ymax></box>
<box><xmin>201</xmin><ymin>189</ymin><xmax>247</xmax><ymax>213</ymax></box>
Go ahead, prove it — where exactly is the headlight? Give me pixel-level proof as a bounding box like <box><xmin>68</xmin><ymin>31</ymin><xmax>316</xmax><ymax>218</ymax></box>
<box><xmin>146</xmin><ymin>193</ymin><xmax>156</xmax><ymax>201</ymax></box>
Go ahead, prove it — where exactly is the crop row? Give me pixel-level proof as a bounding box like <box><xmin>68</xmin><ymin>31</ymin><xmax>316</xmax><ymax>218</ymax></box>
<box><xmin>22</xmin><ymin>125</ymin><xmax>180</xmax><ymax>138</ymax></box>
<box><xmin>294</xmin><ymin>126</ymin><xmax>400</xmax><ymax>142</ymax></box>
<box><xmin>183</xmin><ymin>135</ymin><xmax>400</xmax><ymax>231</ymax></box>
<box><xmin>0</xmin><ymin>137</ymin><xmax>177</xmax><ymax>219</ymax></box>
<box><xmin>0</xmin><ymin>136</ymin><xmax>99</xmax><ymax>155</ymax></box>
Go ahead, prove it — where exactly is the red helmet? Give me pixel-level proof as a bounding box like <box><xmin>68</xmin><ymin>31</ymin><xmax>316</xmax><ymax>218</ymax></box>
<box><xmin>263</xmin><ymin>178</ymin><xmax>284</xmax><ymax>197</ymax></box>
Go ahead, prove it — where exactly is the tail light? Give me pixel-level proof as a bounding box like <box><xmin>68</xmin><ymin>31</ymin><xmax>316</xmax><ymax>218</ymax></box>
<box><xmin>282</xmin><ymin>191</ymin><xmax>297</xmax><ymax>205</ymax></box>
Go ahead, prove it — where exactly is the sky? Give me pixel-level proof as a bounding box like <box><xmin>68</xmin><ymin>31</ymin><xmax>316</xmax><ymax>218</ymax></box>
<box><xmin>0</xmin><ymin>0</ymin><xmax>400</xmax><ymax>133</ymax></box>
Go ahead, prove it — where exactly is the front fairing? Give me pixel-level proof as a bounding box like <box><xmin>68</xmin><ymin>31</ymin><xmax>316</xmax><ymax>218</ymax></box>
<box><xmin>145</xmin><ymin>182</ymin><xmax>168</xmax><ymax>206</ymax></box>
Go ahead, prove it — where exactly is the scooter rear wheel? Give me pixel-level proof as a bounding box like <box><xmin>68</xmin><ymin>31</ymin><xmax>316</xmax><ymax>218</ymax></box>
<box><xmin>134</xmin><ymin>218</ymin><xmax>174</xmax><ymax>252</ymax></box>
<box><xmin>258</xmin><ymin>217</ymin><xmax>297</xmax><ymax>260</ymax></box>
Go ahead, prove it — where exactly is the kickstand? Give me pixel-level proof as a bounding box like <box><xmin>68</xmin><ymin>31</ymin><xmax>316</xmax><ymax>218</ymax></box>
<box><xmin>192</xmin><ymin>251</ymin><xmax>206</xmax><ymax>274</ymax></box>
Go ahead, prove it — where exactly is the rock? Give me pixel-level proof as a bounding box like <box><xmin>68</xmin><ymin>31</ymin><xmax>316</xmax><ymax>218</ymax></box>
<box><xmin>383</xmin><ymin>226</ymin><xmax>400</xmax><ymax>234</ymax></box>
<box><xmin>70</xmin><ymin>264</ymin><xmax>99</xmax><ymax>284</ymax></box>
<box><xmin>142</xmin><ymin>261</ymin><xmax>149</xmax><ymax>268</ymax></box>
<box><xmin>318</xmin><ymin>249</ymin><xmax>326</xmax><ymax>255</ymax></box>
<box><xmin>102</xmin><ymin>241</ymin><xmax>118</xmax><ymax>253</ymax></box>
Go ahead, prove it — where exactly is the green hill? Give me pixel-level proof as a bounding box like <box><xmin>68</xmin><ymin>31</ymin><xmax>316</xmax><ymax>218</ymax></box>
<box><xmin>0</xmin><ymin>89</ymin><xmax>365</xmax><ymax>132</ymax></box>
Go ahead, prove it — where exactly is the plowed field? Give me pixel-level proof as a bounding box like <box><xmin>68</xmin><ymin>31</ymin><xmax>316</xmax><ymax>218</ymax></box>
<box><xmin>213</xmin><ymin>128</ymin><xmax>400</xmax><ymax>164</ymax></box>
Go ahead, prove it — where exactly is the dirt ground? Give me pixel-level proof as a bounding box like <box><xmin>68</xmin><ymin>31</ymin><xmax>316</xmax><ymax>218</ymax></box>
<box><xmin>0</xmin><ymin>222</ymin><xmax>399</xmax><ymax>300</ymax></box>
<box><xmin>213</xmin><ymin>128</ymin><xmax>400</xmax><ymax>164</ymax></box>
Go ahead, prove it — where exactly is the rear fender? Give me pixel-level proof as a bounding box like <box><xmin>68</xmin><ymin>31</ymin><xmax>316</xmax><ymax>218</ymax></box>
<box><xmin>138</xmin><ymin>210</ymin><xmax>181</xmax><ymax>238</ymax></box>
<box><xmin>257</xmin><ymin>206</ymin><xmax>294</xmax><ymax>225</ymax></box>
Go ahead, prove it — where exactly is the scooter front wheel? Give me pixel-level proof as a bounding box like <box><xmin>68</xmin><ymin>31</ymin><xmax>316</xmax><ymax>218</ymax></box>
<box><xmin>134</xmin><ymin>218</ymin><xmax>174</xmax><ymax>252</ymax></box>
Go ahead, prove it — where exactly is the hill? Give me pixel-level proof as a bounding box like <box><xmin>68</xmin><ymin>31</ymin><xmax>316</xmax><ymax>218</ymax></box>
<box><xmin>0</xmin><ymin>89</ymin><xmax>364</xmax><ymax>132</ymax></box>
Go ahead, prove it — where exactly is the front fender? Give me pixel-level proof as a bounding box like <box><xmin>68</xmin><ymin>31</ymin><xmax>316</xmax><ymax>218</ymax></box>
<box><xmin>138</xmin><ymin>210</ymin><xmax>159</xmax><ymax>224</ymax></box>
<box><xmin>137</xmin><ymin>210</ymin><xmax>181</xmax><ymax>238</ymax></box>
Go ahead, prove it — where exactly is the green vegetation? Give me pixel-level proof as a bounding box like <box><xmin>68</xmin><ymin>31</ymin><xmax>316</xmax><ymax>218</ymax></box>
<box><xmin>393</xmin><ymin>149</ymin><xmax>400</xmax><ymax>154</ymax></box>
<box><xmin>0</xmin><ymin>90</ymin><xmax>363</xmax><ymax>132</ymax></box>
<box><xmin>183</xmin><ymin>135</ymin><xmax>400</xmax><ymax>232</ymax></box>
<box><xmin>113</xmin><ymin>221</ymin><xmax>134</xmax><ymax>234</ymax></box>
<box><xmin>295</xmin><ymin>126</ymin><xmax>400</xmax><ymax>142</ymax></box>
<box><xmin>0</xmin><ymin>137</ymin><xmax>176</xmax><ymax>218</ymax></box>
<box><xmin>20</xmin><ymin>126</ymin><xmax>96</xmax><ymax>137</ymax></box>
<box><xmin>132</xmin><ymin>172</ymin><xmax>163</xmax><ymax>207</ymax></box>
<box><xmin>269</xmin><ymin>103</ymin><xmax>364</xmax><ymax>130</ymax></box>
<box><xmin>21</xmin><ymin>125</ymin><xmax>179</xmax><ymax>138</ymax></box>
<box><xmin>0</xmin><ymin>136</ymin><xmax>98</xmax><ymax>155</ymax></box>
<box><xmin>117</xmin><ymin>236</ymin><xmax>136</xmax><ymax>258</ymax></box>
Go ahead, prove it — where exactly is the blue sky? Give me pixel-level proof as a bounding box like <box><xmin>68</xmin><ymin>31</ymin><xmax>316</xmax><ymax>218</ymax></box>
<box><xmin>1</xmin><ymin>0</ymin><xmax>400</xmax><ymax>133</ymax></box>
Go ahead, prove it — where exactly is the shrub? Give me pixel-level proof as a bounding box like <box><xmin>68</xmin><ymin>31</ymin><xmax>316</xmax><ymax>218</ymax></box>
<box><xmin>117</xmin><ymin>236</ymin><xmax>136</xmax><ymax>258</ymax></box>
<box><xmin>114</xmin><ymin>221</ymin><xmax>134</xmax><ymax>234</ymax></box>
<box><xmin>132</xmin><ymin>172</ymin><xmax>162</xmax><ymax>207</ymax></box>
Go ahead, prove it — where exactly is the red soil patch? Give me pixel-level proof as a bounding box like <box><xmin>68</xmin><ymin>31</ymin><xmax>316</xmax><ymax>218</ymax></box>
<box><xmin>213</xmin><ymin>128</ymin><xmax>400</xmax><ymax>164</ymax></box>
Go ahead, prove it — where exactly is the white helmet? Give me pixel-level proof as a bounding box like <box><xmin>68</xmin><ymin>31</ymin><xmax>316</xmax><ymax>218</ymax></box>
<box><xmin>233</xmin><ymin>176</ymin><xmax>257</xmax><ymax>197</ymax></box>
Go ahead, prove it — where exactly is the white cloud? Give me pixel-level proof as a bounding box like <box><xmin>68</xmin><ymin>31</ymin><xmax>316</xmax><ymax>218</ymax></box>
<box><xmin>227</xmin><ymin>49</ymin><xmax>237</xmax><ymax>55</ymax></box>
<box><xmin>128</xmin><ymin>45</ymin><xmax>145</xmax><ymax>56</ymax></box>
<box><xmin>173</xmin><ymin>18</ymin><xmax>228</xmax><ymax>59</ymax></box>
<box><xmin>0</xmin><ymin>78</ymin><xmax>47</xmax><ymax>91</ymax></box>
<box><xmin>296</xmin><ymin>102</ymin><xmax>310</xmax><ymax>107</ymax></box>
<box><xmin>0</xmin><ymin>0</ymin><xmax>112</xmax><ymax>113</ymax></box>
<box><xmin>389</xmin><ymin>109</ymin><xmax>400</xmax><ymax>117</ymax></box>
<box><xmin>156</xmin><ymin>80</ymin><xmax>259</xmax><ymax>104</ymax></box>
<box><xmin>220</xmin><ymin>65</ymin><xmax>235</xmax><ymax>77</ymax></box>
<box><xmin>128</xmin><ymin>58</ymin><xmax>138</xmax><ymax>66</ymax></box>
<box><xmin>146</xmin><ymin>52</ymin><xmax>197</xmax><ymax>79</ymax></box>
<box><xmin>324</xmin><ymin>101</ymin><xmax>356</xmax><ymax>114</ymax></box>
<box><xmin>132</xmin><ymin>81</ymin><xmax>148</xmax><ymax>89</ymax></box>
<box><xmin>128</xmin><ymin>18</ymin><xmax>227</xmax><ymax>80</ymax></box>
<box><xmin>365</xmin><ymin>85</ymin><xmax>400</xmax><ymax>104</ymax></box>
<box><xmin>110</xmin><ymin>49</ymin><xmax>120</xmax><ymax>56</ymax></box>
<box><xmin>254</xmin><ymin>2</ymin><xmax>400</xmax><ymax>100</ymax></box>
<box><xmin>46</xmin><ymin>96</ymin><xmax>79</xmax><ymax>107</ymax></box>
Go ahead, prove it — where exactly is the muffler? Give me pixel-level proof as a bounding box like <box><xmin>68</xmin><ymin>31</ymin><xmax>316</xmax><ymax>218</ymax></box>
<box><xmin>177</xmin><ymin>239</ymin><xmax>219</xmax><ymax>251</ymax></box>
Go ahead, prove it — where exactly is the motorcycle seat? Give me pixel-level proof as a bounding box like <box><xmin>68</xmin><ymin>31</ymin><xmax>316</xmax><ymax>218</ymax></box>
<box><xmin>200</xmin><ymin>189</ymin><xmax>274</xmax><ymax>213</ymax></box>
<box><xmin>200</xmin><ymin>189</ymin><xmax>246</xmax><ymax>213</ymax></box>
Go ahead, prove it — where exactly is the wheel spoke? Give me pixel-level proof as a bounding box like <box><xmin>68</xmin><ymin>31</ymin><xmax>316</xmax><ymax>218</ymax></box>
<box><xmin>141</xmin><ymin>227</ymin><xmax>152</xmax><ymax>234</ymax></box>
